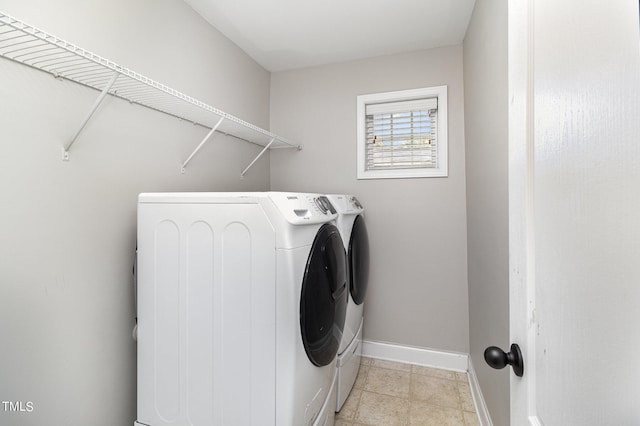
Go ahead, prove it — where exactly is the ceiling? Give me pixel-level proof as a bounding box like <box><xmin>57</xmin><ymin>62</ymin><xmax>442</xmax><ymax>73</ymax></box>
<box><xmin>183</xmin><ymin>0</ymin><xmax>476</xmax><ymax>72</ymax></box>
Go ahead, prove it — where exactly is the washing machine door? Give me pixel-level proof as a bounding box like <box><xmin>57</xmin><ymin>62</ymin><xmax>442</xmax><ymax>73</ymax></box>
<box><xmin>349</xmin><ymin>215</ymin><xmax>370</xmax><ymax>305</ymax></box>
<box><xmin>300</xmin><ymin>224</ymin><xmax>348</xmax><ymax>367</ymax></box>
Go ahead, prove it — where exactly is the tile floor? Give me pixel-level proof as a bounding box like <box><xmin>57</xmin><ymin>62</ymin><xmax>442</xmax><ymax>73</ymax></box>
<box><xmin>335</xmin><ymin>357</ymin><xmax>480</xmax><ymax>426</ymax></box>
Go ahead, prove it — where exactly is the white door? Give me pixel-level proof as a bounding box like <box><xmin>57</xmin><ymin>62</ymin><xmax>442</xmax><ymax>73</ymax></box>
<box><xmin>508</xmin><ymin>0</ymin><xmax>640</xmax><ymax>424</ymax></box>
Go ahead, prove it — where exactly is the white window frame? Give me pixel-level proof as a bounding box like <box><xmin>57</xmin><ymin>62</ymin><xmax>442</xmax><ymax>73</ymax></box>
<box><xmin>356</xmin><ymin>86</ymin><xmax>448</xmax><ymax>179</ymax></box>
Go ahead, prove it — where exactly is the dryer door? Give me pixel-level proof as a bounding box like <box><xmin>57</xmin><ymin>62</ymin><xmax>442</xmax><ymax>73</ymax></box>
<box><xmin>348</xmin><ymin>215</ymin><xmax>370</xmax><ymax>305</ymax></box>
<box><xmin>300</xmin><ymin>224</ymin><xmax>348</xmax><ymax>367</ymax></box>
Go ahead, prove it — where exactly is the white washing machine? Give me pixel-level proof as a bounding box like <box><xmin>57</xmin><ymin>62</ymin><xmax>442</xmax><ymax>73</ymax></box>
<box><xmin>135</xmin><ymin>192</ymin><xmax>348</xmax><ymax>426</ymax></box>
<box><xmin>325</xmin><ymin>194</ymin><xmax>370</xmax><ymax>412</ymax></box>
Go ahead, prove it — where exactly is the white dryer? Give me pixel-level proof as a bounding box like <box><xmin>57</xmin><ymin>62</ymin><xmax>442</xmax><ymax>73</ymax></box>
<box><xmin>325</xmin><ymin>194</ymin><xmax>370</xmax><ymax>412</ymax></box>
<box><xmin>135</xmin><ymin>192</ymin><xmax>348</xmax><ymax>426</ymax></box>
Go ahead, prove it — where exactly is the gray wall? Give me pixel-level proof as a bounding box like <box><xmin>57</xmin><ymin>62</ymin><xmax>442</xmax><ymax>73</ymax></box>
<box><xmin>463</xmin><ymin>0</ymin><xmax>510</xmax><ymax>424</ymax></box>
<box><xmin>0</xmin><ymin>1</ymin><xmax>271</xmax><ymax>425</ymax></box>
<box><xmin>270</xmin><ymin>47</ymin><xmax>470</xmax><ymax>353</ymax></box>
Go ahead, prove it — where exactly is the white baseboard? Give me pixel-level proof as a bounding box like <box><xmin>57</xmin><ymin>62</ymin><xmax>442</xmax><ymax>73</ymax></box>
<box><xmin>467</xmin><ymin>358</ymin><xmax>493</xmax><ymax>426</ymax></box>
<box><xmin>361</xmin><ymin>340</ymin><xmax>469</xmax><ymax>372</ymax></box>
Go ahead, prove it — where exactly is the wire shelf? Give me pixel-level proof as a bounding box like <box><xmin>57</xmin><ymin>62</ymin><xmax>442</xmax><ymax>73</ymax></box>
<box><xmin>0</xmin><ymin>11</ymin><xmax>299</xmax><ymax>172</ymax></box>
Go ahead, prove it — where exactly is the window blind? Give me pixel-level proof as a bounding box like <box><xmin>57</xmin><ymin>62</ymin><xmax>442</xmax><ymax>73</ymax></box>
<box><xmin>365</xmin><ymin>98</ymin><xmax>438</xmax><ymax>171</ymax></box>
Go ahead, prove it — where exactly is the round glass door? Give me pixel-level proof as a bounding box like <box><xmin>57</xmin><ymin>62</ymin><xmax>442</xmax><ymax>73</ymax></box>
<box><xmin>300</xmin><ymin>224</ymin><xmax>348</xmax><ymax>367</ymax></box>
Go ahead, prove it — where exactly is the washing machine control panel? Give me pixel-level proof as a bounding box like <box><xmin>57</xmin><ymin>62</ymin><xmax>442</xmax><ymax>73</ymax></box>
<box><xmin>349</xmin><ymin>196</ymin><xmax>363</xmax><ymax>210</ymax></box>
<box><xmin>314</xmin><ymin>196</ymin><xmax>337</xmax><ymax>215</ymax></box>
<box><xmin>268</xmin><ymin>193</ymin><xmax>338</xmax><ymax>224</ymax></box>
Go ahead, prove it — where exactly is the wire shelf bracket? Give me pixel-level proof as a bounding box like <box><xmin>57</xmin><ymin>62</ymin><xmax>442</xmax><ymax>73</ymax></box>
<box><xmin>181</xmin><ymin>116</ymin><xmax>224</xmax><ymax>173</ymax></box>
<box><xmin>241</xmin><ymin>137</ymin><xmax>276</xmax><ymax>177</ymax></box>
<box><xmin>62</xmin><ymin>71</ymin><xmax>119</xmax><ymax>161</ymax></box>
<box><xmin>0</xmin><ymin>11</ymin><xmax>301</xmax><ymax>170</ymax></box>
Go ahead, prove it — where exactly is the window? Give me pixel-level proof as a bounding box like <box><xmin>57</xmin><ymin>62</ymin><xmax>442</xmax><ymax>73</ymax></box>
<box><xmin>356</xmin><ymin>86</ymin><xmax>448</xmax><ymax>179</ymax></box>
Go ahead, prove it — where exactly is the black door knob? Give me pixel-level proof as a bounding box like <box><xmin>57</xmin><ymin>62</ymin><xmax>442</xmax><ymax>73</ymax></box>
<box><xmin>484</xmin><ymin>343</ymin><xmax>524</xmax><ymax>377</ymax></box>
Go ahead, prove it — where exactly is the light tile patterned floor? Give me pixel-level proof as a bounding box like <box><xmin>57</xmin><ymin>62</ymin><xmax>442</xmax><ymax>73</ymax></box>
<box><xmin>335</xmin><ymin>357</ymin><xmax>480</xmax><ymax>426</ymax></box>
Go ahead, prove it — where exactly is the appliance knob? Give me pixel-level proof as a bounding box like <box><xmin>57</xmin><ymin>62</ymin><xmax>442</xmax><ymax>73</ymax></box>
<box><xmin>351</xmin><ymin>197</ymin><xmax>363</xmax><ymax>209</ymax></box>
<box><xmin>320</xmin><ymin>197</ymin><xmax>330</xmax><ymax>210</ymax></box>
<box><xmin>314</xmin><ymin>197</ymin><xmax>328</xmax><ymax>214</ymax></box>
